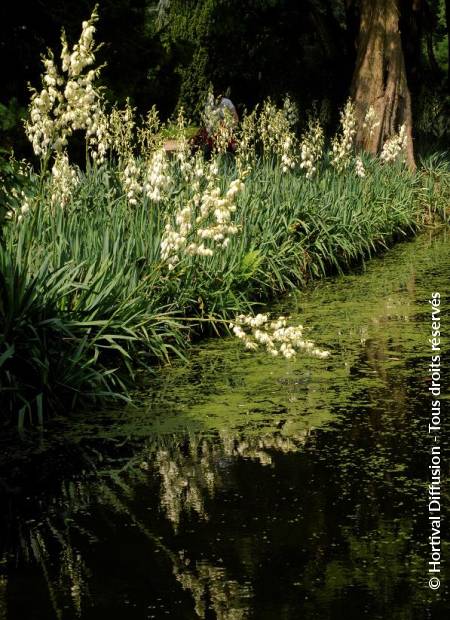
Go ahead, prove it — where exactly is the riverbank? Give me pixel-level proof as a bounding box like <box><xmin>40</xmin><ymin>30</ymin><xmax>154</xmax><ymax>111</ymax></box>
<box><xmin>1</xmin><ymin>228</ymin><xmax>449</xmax><ymax>619</ymax></box>
<box><xmin>1</xmin><ymin>154</ymin><xmax>449</xmax><ymax>425</ymax></box>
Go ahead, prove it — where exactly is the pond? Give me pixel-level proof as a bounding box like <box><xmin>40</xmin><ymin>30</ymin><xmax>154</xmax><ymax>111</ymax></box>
<box><xmin>0</xmin><ymin>229</ymin><xmax>449</xmax><ymax>619</ymax></box>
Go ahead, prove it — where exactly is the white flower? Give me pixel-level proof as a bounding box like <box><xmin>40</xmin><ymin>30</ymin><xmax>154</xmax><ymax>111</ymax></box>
<box><xmin>229</xmin><ymin>313</ymin><xmax>330</xmax><ymax>360</ymax></box>
<box><xmin>50</xmin><ymin>151</ymin><xmax>79</xmax><ymax>208</ymax></box>
<box><xmin>330</xmin><ymin>100</ymin><xmax>356</xmax><ymax>173</ymax></box>
<box><xmin>258</xmin><ymin>97</ymin><xmax>298</xmax><ymax>170</ymax></box>
<box><xmin>121</xmin><ymin>155</ymin><xmax>142</xmax><ymax>206</ymax></box>
<box><xmin>161</xmin><ymin>157</ymin><xmax>243</xmax><ymax>267</ymax></box>
<box><xmin>355</xmin><ymin>156</ymin><xmax>365</xmax><ymax>178</ymax></box>
<box><xmin>25</xmin><ymin>9</ymin><xmax>102</xmax><ymax>159</ymax></box>
<box><xmin>299</xmin><ymin>119</ymin><xmax>324</xmax><ymax>179</ymax></box>
<box><xmin>363</xmin><ymin>105</ymin><xmax>380</xmax><ymax>138</ymax></box>
<box><xmin>143</xmin><ymin>149</ymin><xmax>172</xmax><ymax>202</ymax></box>
<box><xmin>380</xmin><ymin>124</ymin><xmax>408</xmax><ymax>164</ymax></box>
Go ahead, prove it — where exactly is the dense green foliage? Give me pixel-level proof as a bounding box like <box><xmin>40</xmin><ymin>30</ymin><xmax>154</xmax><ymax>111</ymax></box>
<box><xmin>157</xmin><ymin>0</ymin><xmax>353</xmax><ymax>118</ymax></box>
<box><xmin>1</xmin><ymin>153</ymin><xmax>448</xmax><ymax>426</ymax></box>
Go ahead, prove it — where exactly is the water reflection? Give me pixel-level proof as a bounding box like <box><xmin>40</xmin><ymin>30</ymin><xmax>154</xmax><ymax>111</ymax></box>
<box><xmin>151</xmin><ymin>429</ymin><xmax>311</xmax><ymax>529</ymax></box>
<box><xmin>0</xmin><ymin>230</ymin><xmax>449</xmax><ymax>619</ymax></box>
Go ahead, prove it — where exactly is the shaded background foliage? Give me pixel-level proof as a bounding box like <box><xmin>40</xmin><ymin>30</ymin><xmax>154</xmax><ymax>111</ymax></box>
<box><xmin>0</xmin><ymin>0</ymin><xmax>449</xmax><ymax>156</ymax></box>
<box><xmin>157</xmin><ymin>0</ymin><xmax>355</xmax><ymax>119</ymax></box>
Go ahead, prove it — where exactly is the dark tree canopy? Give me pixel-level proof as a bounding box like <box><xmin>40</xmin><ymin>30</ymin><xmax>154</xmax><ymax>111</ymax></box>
<box><xmin>157</xmin><ymin>0</ymin><xmax>355</xmax><ymax>118</ymax></box>
<box><xmin>0</xmin><ymin>0</ymin><xmax>448</xmax><ymax>154</ymax></box>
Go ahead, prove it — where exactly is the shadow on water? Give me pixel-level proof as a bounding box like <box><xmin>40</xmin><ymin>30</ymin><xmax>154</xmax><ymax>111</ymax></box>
<box><xmin>0</xmin><ymin>229</ymin><xmax>449</xmax><ymax>619</ymax></box>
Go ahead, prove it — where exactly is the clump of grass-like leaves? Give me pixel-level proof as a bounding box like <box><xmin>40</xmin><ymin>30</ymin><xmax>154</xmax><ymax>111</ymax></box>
<box><xmin>0</xmin><ymin>204</ymin><xmax>187</xmax><ymax>427</ymax></box>
<box><xmin>1</xmin><ymin>8</ymin><xmax>449</xmax><ymax>427</ymax></box>
<box><xmin>2</xmin><ymin>153</ymin><xmax>444</xmax><ymax>426</ymax></box>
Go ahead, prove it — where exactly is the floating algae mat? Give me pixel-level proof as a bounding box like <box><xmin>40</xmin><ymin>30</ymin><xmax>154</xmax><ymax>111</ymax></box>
<box><xmin>0</xmin><ymin>229</ymin><xmax>449</xmax><ymax>619</ymax></box>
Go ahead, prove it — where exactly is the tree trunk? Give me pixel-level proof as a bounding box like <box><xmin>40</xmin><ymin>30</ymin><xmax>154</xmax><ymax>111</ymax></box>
<box><xmin>351</xmin><ymin>0</ymin><xmax>415</xmax><ymax>169</ymax></box>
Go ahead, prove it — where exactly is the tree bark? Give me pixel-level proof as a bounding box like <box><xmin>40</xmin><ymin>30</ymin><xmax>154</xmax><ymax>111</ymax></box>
<box><xmin>351</xmin><ymin>0</ymin><xmax>415</xmax><ymax>169</ymax></box>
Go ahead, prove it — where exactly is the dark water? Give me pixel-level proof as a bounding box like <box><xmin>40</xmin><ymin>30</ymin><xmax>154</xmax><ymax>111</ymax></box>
<box><xmin>1</xmin><ymin>229</ymin><xmax>449</xmax><ymax>619</ymax></box>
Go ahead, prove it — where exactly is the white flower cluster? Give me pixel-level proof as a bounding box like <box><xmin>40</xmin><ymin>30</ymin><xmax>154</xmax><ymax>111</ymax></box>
<box><xmin>26</xmin><ymin>55</ymin><xmax>65</xmax><ymax>156</ymax></box>
<box><xmin>175</xmin><ymin>142</ymin><xmax>194</xmax><ymax>182</ymax></box>
<box><xmin>236</xmin><ymin>106</ymin><xmax>258</xmax><ymax>175</ymax></box>
<box><xmin>330</xmin><ymin>100</ymin><xmax>356</xmax><ymax>173</ymax></box>
<box><xmin>230</xmin><ymin>314</ymin><xmax>330</xmax><ymax>360</ymax></box>
<box><xmin>87</xmin><ymin>106</ymin><xmax>110</xmax><ymax>163</ymax></box>
<box><xmin>143</xmin><ymin>149</ymin><xmax>172</xmax><ymax>202</ymax></box>
<box><xmin>280</xmin><ymin>135</ymin><xmax>296</xmax><ymax>173</ymax></box>
<box><xmin>5</xmin><ymin>190</ymin><xmax>31</xmax><ymax>223</ymax></box>
<box><xmin>171</xmin><ymin>109</ymin><xmax>196</xmax><ymax>181</ymax></box>
<box><xmin>161</xmin><ymin>163</ymin><xmax>244</xmax><ymax>269</ymax></box>
<box><xmin>201</xmin><ymin>91</ymin><xmax>236</xmax><ymax>154</ymax></box>
<box><xmin>258</xmin><ymin>99</ymin><xmax>297</xmax><ymax>171</ymax></box>
<box><xmin>51</xmin><ymin>151</ymin><xmax>79</xmax><ymax>207</ymax></box>
<box><xmin>213</xmin><ymin>110</ymin><xmax>235</xmax><ymax>154</ymax></box>
<box><xmin>282</xmin><ymin>95</ymin><xmax>299</xmax><ymax>128</ymax></box>
<box><xmin>380</xmin><ymin>124</ymin><xmax>408</xmax><ymax>163</ymax></box>
<box><xmin>299</xmin><ymin>119</ymin><xmax>324</xmax><ymax>179</ymax></box>
<box><xmin>4</xmin><ymin>160</ymin><xmax>34</xmax><ymax>222</ymax></box>
<box><xmin>258</xmin><ymin>99</ymin><xmax>279</xmax><ymax>153</ymax></box>
<box><xmin>109</xmin><ymin>103</ymin><xmax>136</xmax><ymax>159</ymax></box>
<box><xmin>121</xmin><ymin>156</ymin><xmax>142</xmax><ymax>206</ymax></box>
<box><xmin>196</xmin><ymin>178</ymin><xmax>242</xmax><ymax>243</ymax></box>
<box><xmin>25</xmin><ymin>9</ymin><xmax>103</xmax><ymax>159</ymax></box>
<box><xmin>120</xmin><ymin>149</ymin><xmax>173</xmax><ymax>207</ymax></box>
<box><xmin>16</xmin><ymin>202</ymin><xmax>31</xmax><ymax>223</ymax></box>
<box><xmin>363</xmin><ymin>105</ymin><xmax>380</xmax><ymax>138</ymax></box>
<box><xmin>355</xmin><ymin>156</ymin><xmax>365</xmax><ymax>178</ymax></box>
<box><xmin>61</xmin><ymin>16</ymin><xmax>96</xmax><ymax>76</ymax></box>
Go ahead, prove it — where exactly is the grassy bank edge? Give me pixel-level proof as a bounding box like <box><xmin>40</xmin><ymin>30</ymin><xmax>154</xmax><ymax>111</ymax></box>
<box><xmin>1</xmin><ymin>155</ymin><xmax>449</xmax><ymax>427</ymax></box>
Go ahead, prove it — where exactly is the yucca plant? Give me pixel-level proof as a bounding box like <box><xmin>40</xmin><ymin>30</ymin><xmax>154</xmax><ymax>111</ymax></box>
<box><xmin>0</xmin><ymin>219</ymin><xmax>187</xmax><ymax>427</ymax></box>
<box><xmin>3</xmin><ymin>148</ymin><xmax>449</xmax><ymax>427</ymax></box>
<box><xmin>2</xmin><ymin>10</ymin><xmax>448</xmax><ymax>426</ymax></box>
